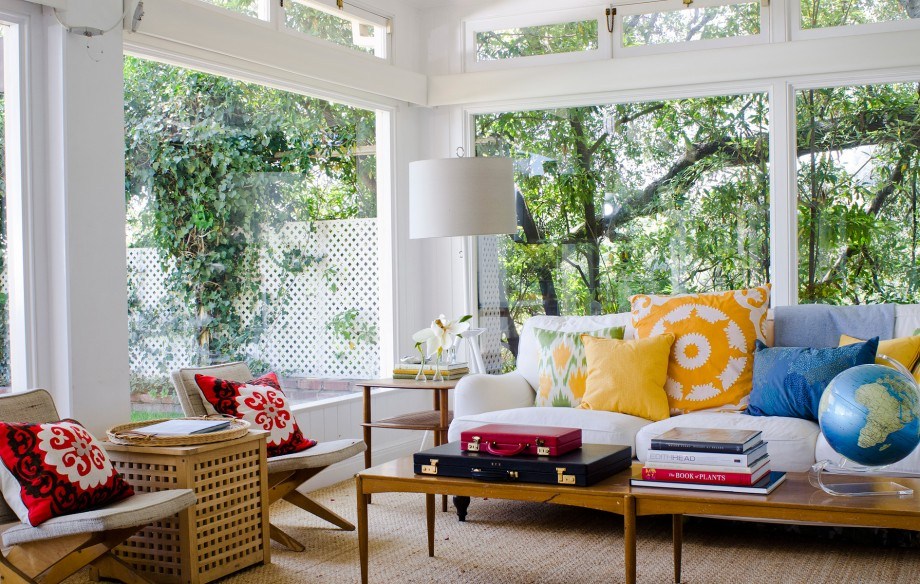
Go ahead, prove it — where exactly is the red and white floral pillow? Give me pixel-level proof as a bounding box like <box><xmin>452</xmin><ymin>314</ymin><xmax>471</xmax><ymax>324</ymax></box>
<box><xmin>194</xmin><ymin>372</ymin><xmax>316</xmax><ymax>457</ymax></box>
<box><xmin>0</xmin><ymin>420</ymin><xmax>134</xmax><ymax>526</ymax></box>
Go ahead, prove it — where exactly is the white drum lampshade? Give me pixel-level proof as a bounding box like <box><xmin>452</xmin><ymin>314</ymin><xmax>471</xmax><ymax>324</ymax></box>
<box><xmin>409</xmin><ymin>157</ymin><xmax>516</xmax><ymax>239</ymax></box>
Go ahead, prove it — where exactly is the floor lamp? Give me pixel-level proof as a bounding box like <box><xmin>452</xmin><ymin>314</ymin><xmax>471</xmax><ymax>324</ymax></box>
<box><xmin>408</xmin><ymin>155</ymin><xmax>516</xmax><ymax>374</ymax></box>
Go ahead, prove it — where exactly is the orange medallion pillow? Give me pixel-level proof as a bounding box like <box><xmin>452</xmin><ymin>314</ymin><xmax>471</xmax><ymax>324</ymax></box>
<box><xmin>631</xmin><ymin>285</ymin><xmax>771</xmax><ymax>414</ymax></box>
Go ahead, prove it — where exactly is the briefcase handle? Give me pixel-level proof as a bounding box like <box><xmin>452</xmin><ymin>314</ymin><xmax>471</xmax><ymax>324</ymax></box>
<box><xmin>471</xmin><ymin>469</ymin><xmax>519</xmax><ymax>482</ymax></box>
<box><xmin>483</xmin><ymin>442</ymin><xmax>528</xmax><ymax>456</ymax></box>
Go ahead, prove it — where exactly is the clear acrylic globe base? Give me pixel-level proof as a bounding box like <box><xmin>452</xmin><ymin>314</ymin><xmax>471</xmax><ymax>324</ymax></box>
<box><xmin>810</xmin><ymin>355</ymin><xmax>918</xmax><ymax>497</ymax></box>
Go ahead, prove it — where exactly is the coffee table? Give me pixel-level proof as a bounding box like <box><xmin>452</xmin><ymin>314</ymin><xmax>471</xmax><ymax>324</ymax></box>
<box><xmin>356</xmin><ymin>457</ymin><xmax>635</xmax><ymax>584</ymax></box>
<box><xmin>631</xmin><ymin>469</ymin><xmax>920</xmax><ymax>583</ymax></box>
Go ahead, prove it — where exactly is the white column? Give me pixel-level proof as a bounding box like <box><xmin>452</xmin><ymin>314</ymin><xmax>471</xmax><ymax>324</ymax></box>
<box><xmin>769</xmin><ymin>80</ymin><xmax>799</xmax><ymax>307</ymax></box>
<box><xmin>42</xmin><ymin>0</ymin><xmax>130</xmax><ymax>435</ymax></box>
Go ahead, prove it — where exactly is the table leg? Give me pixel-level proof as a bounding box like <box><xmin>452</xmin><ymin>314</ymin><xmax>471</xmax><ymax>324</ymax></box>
<box><xmin>624</xmin><ymin>495</ymin><xmax>636</xmax><ymax>584</ymax></box>
<box><xmin>357</xmin><ymin>476</ymin><xmax>369</xmax><ymax>584</ymax></box>
<box><xmin>426</xmin><ymin>493</ymin><xmax>435</xmax><ymax>557</ymax></box>
<box><xmin>362</xmin><ymin>385</ymin><xmax>372</xmax><ymax>504</ymax></box>
<box><xmin>673</xmin><ymin>514</ymin><xmax>683</xmax><ymax>584</ymax></box>
<box><xmin>437</xmin><ymin>388</ymin><xmax>449</xmax><ymax>512</ymax></box>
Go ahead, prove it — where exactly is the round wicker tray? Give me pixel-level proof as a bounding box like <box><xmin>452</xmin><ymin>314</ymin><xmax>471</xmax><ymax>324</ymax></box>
<box><xmin>106</xmin><ymin>417</ymin><xmax>251</xmax><ymax>446</ymax></box>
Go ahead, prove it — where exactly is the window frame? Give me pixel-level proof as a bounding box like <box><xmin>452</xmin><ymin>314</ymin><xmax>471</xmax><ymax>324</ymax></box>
<box><xmin>613</xmin><ymin>0</ymin><xmax>769</xmax><ymax>58</ymax></box>
<box><xmin>463</xmin><ymin>6</ymin><xmax>610</xmax><ymax>73</ymax></box>
<box><xmin>790</xmin><ymin>0</ymin><xmax>920</xmax><ymax>41</ymax></box>
<box><xmin>279</xmin><ymin>0</ymin><xmax>391</xmax><ymax>60</ymax></box>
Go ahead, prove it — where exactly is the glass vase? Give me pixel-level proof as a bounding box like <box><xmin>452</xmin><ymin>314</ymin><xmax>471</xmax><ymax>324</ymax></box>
<box><xmin>432</xmin><ymin>353</ymin><xmax>444</xmax><ymax>382</ymax></box>
<box><xmin>414</xmin><ymin>352</ymin><xmax>427</xmax><ymax>382</ymax></box>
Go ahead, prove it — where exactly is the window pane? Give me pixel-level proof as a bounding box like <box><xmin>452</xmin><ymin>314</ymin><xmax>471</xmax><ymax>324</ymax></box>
<box><xmin>797</xmin><ymin>82</ymin><xmax>920</xmax><ymax>305</ymax></box>
<box><xmin>476</xmin><ymin>94</ymin><xmax>770</xmax><ymax>371</ymax></box>
<box><xmin>285</xmin><ymin>1</ymin><xmax>385</xmax><ymax>58</ymax></box>
<box><xmin>801</xmin><ymin>0</ymin><xmax>919</xmax><ymax>29</ymax></box>
<box><xmin>476</xmin><ymin>20</ymin><xmax>598</xmax><ymax>61</ymax></box>
<box><xmin>623</xmin><ymin>3</ymin><xmax>760</xmax><ymax>47</ymax></box>
<box><xmin>124</xmin><ymin>57</ymin><xmax>380</xmax><ymax>417</ymax></box>
<box><xmin>0</xmin><ymin>77</ymin><xmax>7</xmax><ymax>390</ymax></box>
<box><xmin>199</xmin><ymin>0</ymin><xmax>261</xmax><ymax>19</ymax></box>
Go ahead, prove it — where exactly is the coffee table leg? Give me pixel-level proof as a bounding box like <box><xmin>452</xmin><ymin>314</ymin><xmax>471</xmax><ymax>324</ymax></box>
<box><xmin>673</xmin><ymin>514</ymin><xmax>683</xmax><ymax>583</ymax></box>
<box><xmin>624</xmin><ymin>495</ymin><xmax>636</xmax><ymax>584</ymax></box>
<box><xmin>453</xmin><ymin>496</ymin><xmax>470</xmax><ymax>521</ymax></box>
<box><xmin>438</xmin><ymin>389</ymin><xmax>449</xmax><ymax>512</ymax></box>
<box><xmin>426</xmin><ymin>494</ymin><xmax>435</xmax><ymax>557</ymax></box>
<box><xmin>357</xmin><ymin>476</ymin><xmax>369</xmax><ymax>584</ymax></box>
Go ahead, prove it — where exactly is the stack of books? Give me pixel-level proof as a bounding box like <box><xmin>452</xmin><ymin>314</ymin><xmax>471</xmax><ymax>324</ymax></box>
<box><xmin>393</xmin><ymin>362</ymin><xmax>469</xmax><ymax>380</ymax></box>
<box><xmin>631</xmin><ymin>427</ymin><xmax>786</xmax><ymax>494</ymax></box>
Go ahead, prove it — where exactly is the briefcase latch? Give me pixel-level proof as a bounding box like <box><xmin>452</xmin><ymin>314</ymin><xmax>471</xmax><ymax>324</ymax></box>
<box><xmin>536</xmin><ymin>438</ymin><xmax>549</xmax><ymax>456</ymax></box>
<box><xmin>421</xmin><ymin>459</ymin><xmax>439</xmax><ymax>475</ymax></box>
<box><xmin>468</xmin><ymin>436</ymin><xmax>481</xmax><ymax>452</ymax></box>
<box><xmin>556</xmin><ymin>467</ymin><xmax>575</xmax><ymax>485</ymax></box>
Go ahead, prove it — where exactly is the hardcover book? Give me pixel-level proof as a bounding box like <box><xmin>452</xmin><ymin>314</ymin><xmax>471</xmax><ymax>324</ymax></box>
<box><xmin>641</xmin><ymin>464</ymin><xmax>771</xmax><ymax>486</ymax></box>
<box><xmin>632</xmin><ymin>471</ymin><xmax>787</xmax><ymax>495</ymax></box>
<box><xmin>650</xmin><ymin>427</ymin><xmax>763</xmax><ymax>454</ymax></box>
<box><xmin>644</xmin><ymin>455</ymin><xmax>769</xmax><ymax>475</ymax></box>
<box><xmin>645</xmin><ymin>442</ymin><xmax>769</xmax><ymax>467</ymax></box>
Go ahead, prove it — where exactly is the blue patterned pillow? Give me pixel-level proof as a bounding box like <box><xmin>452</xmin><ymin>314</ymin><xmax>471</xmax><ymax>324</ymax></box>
<box><xmin>747</xmin><ymin>338</ymin><xmax>878</xmax><ymax>420</ymax></box>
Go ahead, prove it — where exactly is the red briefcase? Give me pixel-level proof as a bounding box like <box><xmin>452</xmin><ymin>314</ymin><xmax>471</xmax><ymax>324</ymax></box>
<box><xmin>460</xmin><ymin>424</ymin><xmax>582</xmax><ymax>457</ymax></box>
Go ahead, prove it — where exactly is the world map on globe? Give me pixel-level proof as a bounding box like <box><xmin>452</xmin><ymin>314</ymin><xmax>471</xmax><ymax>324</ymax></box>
<box><xmin>818</xmin><ymin>364</ymin><xmax>920</xmax><ymax>467</ymax></box>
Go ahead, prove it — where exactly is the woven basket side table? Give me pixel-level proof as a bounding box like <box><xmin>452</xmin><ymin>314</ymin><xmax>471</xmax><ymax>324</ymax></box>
<box><xmin>103</xmin><ymin>431</ymin><xmax>270</xmax><ymax>584</ymax></box>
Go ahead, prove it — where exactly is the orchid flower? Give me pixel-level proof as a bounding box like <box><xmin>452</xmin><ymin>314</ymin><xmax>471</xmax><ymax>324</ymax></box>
<box><xmin>412</xmin><ymin>314</ymin><xmax>472</xmax><ymax>358</ymax></box>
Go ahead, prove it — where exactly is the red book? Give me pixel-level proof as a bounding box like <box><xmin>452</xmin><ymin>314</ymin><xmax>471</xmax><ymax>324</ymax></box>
<box><xmin>641</xmin><ymin>465</ymin><xmax>770</xmax><ymax>486</ymax></box>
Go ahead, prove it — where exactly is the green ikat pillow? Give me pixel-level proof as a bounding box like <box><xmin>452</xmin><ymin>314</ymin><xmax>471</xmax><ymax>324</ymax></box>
<box><xmin>534</xmin><ymin>326</ymin><xmax>626</xmax><ymax>407</ymax></box>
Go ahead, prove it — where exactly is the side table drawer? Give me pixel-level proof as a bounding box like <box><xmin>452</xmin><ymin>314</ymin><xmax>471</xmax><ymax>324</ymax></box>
<box><xmin>105</xmin><ymin>433</ymin><xmax>270</xmax><ymax>584</ymax></box>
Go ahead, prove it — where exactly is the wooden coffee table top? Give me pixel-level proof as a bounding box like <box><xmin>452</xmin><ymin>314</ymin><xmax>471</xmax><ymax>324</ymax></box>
<box><xmin>631</xmin><ymin>468</ymin><xmax>920</xmax><ymax>529</ymax></box>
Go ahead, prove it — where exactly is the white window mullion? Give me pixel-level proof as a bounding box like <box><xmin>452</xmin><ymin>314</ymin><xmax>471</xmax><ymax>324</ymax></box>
<box><xmin>769</xmin><ymin>80</ymin><xmax>798</xmax><ymax>307</ymax></box>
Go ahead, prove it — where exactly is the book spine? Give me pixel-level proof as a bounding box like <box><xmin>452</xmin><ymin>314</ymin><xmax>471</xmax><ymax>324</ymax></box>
<box><xmin>645</xmin><ymin>460</ymin><xmax>766</xmax><ymax>474</ymax></box>
<box><xmin>645</xmin><ymin>450</ymin><xmax>755</xmax><ymax>467</ymax></box>
<box><xmin>650</xmin><ymin>439</ymin><xmax>745</xmax><ymax>454</ymax></box>
<box><xmin>641</xmin><ymin>467</ymin><xmax>762</xmax><ymax>485</ymax></box>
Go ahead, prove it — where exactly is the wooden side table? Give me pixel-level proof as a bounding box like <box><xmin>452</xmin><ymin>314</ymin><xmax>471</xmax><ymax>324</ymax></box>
<box><xmin>356</xmin><ymin>378</ymin><xmax>458</xmax><ymax>508</ymax></box>
<box><xmin>103</xmin><ymin>432</ymin><xmax>270</xmax><ymax>584</ymax></box>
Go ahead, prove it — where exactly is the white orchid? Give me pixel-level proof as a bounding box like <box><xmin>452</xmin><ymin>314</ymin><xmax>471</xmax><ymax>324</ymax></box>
<box><xmin>412</xmin><ymin>314</ymin><xmax>472</xmax><ymax>358</ymax></box>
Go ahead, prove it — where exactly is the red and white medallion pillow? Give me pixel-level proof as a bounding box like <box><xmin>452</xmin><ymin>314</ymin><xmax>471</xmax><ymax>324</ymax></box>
<box><xmin>0</xmin><ymin>420</ymin><xmax>134</xmax><ymax>526</ymax></box>
<box><xmin>194</xmin><ymin>372</ymin><xmax>316</xmax><ymax>457</ymax></box>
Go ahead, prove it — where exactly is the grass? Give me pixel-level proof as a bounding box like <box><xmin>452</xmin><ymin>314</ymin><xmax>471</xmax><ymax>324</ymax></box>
<box><xmin>130</xmin><ymin>410</ymin><xmax>185</xmax><ymax>423</ymax></box>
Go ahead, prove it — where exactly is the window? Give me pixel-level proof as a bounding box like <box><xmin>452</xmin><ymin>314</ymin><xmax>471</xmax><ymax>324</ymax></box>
<box><xmin>0</xmin><ymin>33</ymin><xmax>7</xmax><ymax>391</ymax></box>
<box><xmin>476</xmin><ymin>93</ymin><xmax>770</xmax><ymax>370</ymax></box>
<box><xmin>797</xmin><ymin>81</ymin><xmax>920</xmax><ymax>304</ymax></box>
<box><xmin>801</xmin><ymin>0</ymin><xmax>920</xmax><ymax>30</ymax></box>
<box><xmin>284</xmin><ymin>0</ymin><xmax>388</xmax><ymax>58</ymax></box>
<box><xmin>475</xmin><ymin>20</ymin><xmax>599</xmax><ymax>61</ymax></box>
<box><xmin>622</xmin><ymin>1</ymin><xmax>761</xmax><ymax>47</ymax></box>
<box><xmin>124</xmin><ymin>56</ymin><xmax>381</xmax><ymax>417</ymax></box>
<box><xmin>198</xmin><ymin>0</ymin><xmax>264</xmax><ymax>19</ymax></box>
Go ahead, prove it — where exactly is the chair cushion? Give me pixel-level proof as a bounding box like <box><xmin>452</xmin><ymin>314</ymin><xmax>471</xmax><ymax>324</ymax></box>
<box><xmin>448</xmin><ymin>407</ymin><xmax>652</xmax><ymax>456</ymax></box>
<box><xmin>266</xmin><ymin>438</ymin><xmax>366</xmax><ymax>475</ymax></box>
<box><xmin>0</xmin><ymin>420</ymin><xmax>134</xmax><ymax>526</ymax></box>
<box><xmin>631</xmin><ymin>286</ymin><xmax>771</xmax><ymax>414</ymax></box>
<box><xmin>1</xmin><ymin>488</ymin><xmax>196</xmax><ymax>547</ymax></box>
<box><xmin>636</xmin><ymin>412</ymin><xmax>820</xmax><ymax>472</ymax></box>
<box><xmin>194</xmin><ymin>372</ymin><xmax>316</xmax><ymax>457</ymax></box>
<box><xmin>533</xmin><ymin>326</ymin><xmax>625</xmax><ymax>408</ymax></box>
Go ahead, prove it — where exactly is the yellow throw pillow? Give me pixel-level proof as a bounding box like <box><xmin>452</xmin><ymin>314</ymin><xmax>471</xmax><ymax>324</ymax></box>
<box><xmin>839</xmin><ymin>334</ymin><xmax>920</xmax><ymax>382</ymax></box>
<box><xmin>631</xmin><ymin>285</ymin><xmax>771</xmax><ymax>414</ymax></box>
<box><xmin>578</xmin><ymin>334</ymin><xmax>675</xmax><ymax>421</ymax></box>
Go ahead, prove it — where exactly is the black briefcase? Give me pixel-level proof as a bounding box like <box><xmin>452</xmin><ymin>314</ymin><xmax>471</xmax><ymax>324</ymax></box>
<box><xmin>413</xmin><ymin>442</ymin><xmax>631</xmax><ymax>486</ymax></box>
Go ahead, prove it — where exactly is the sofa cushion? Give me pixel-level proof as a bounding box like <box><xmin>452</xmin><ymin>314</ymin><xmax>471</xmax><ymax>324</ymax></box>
<box><xmin>631</xmin><ymin>286</ymin><xmax>771</xmax><ymax>414</ymax></box>
<box><xmin>517</xmin><ymin>314</ymin><xmax>634</xmax><ymax>393</ymax></box>
<box><xmin>814</xmin><ymin>433</ymin><xmax>920</xmax><ymax>475</ymax></box>
<box><xmin>635</xmin><ymin>412</ymin><xmax>820</xmax><ymax>472</ymax></box>
<box><xmin>448</xmin><ymin>407</ymin><xmax>651</xmax><ymax>456</ymax></box>
<box><xmin>533</xmin><ymin>326</ymin><xmax>625</xmax><ymax>408</ymax></box>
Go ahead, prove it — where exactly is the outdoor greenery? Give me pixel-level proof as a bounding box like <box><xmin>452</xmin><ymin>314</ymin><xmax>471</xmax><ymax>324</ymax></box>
<box><xmin>286</xmin><ymin>1</ymin><xmax>380</xmax><ymax>55</ymax></box>
<box><xmin>801</xmin><ymin>0</ymin><xmax>920</xmax><ymax>29</ymax></box>
<box><xmin>124</xmin><ymin>56</ymin><xmax>376</xmax><ymax>400</ymax></box>
<box><xmin>479</xmin><ymin>81</ymin><xmax>920</xmax><ymax>366</ymax></box>
<box><xmin>0</xmin><ymin>94</ymin><xmax>8</xmax><ymax>388</ymax></box>
<box><xmin>476</xmin><ymin>20</ymin><xmax>598</xmax><ymax>61</ymax></box>
<box><xmin>201</xmin><ymin>0</ymin><xmax>259</xmax><ymax>18</ymax></box>
<box><xmin>623</xmin><ymin>2</ymin><xmax>760</xmax><ymax>47</ymax></box>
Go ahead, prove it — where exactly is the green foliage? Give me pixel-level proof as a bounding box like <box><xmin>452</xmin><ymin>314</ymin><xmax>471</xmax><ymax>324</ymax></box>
<box><xmin>0</xmin><ymin>94</ymin><xmax>8</xmax><ymax>387</ymax></box>
<box><xmin>200</xmin><ymin>0</ymin><xmax>260</xmax><ymax>18</ymax></box>
<box><xmin>800</xmin><ymin>0</ymin><xmax>917</xmax><ymax>29</ymax></box>
<box><xmin>623</xmin><ymin>2</ymin><xmax>761</xmax><ymax>47</ymax></box>
<box><xmin>124</xmin><ymin>55</ymin><xmax>375</xmax><ymax>380</ymax></box>
<box><xmin>327</xmin><ymin>308</ymin><xmax>378</xmax><ymax>360</ymax></box>
<box><xmin>476</xmin><ymin>20</ymin><xmax>598</xmax><ymax>61</ymax></box>
<box><xmin>285</xmin><ymin>3</ymin><xmax>378</xmax><ymax>55</ymax></box>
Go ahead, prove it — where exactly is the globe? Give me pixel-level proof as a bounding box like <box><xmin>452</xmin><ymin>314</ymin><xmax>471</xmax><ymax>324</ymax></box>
<box><xmin>818</xmin><ymin>364</ymin><xmax>920</xmax><ymax>467</ymax></box>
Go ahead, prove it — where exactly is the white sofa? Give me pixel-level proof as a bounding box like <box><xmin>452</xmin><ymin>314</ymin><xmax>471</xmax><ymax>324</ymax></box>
<box><xmin>448</xmin><ymin>307</ymin><xmax>920</xmax><ymax>473</ymax></box>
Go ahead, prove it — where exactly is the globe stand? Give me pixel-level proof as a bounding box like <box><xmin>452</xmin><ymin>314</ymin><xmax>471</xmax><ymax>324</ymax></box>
<box><xmin>809</xmin><ymin>460</ymin><xmax>913</xmax><ymax>497</ymax></box>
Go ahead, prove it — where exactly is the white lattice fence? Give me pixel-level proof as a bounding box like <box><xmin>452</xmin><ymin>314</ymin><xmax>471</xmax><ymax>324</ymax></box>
<box><xmin>477</xmin><ymin>235</ymin><xmax>505</xmax><ymax>373</ymax></box>
<box><xmin>127</xmin><ymin>219</ymin><xmax>380</xmax><ymax>380</ymax></box>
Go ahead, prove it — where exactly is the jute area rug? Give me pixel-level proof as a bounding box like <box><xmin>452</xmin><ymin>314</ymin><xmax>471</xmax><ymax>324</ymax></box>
<box><xmin>78</xmin><ymin>480</ymin><xmax>920</xmax><ymax>583</ymax></box>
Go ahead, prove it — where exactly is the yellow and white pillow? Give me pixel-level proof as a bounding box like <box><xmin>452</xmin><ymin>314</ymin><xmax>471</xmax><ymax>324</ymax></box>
<box><xmin>631</xmin><ymin>286</ymin><xmax>770</xmax><ymax>414</ymax></box>
<box><xmin>533</xmin><ymin>326</ymin><xmax>625</xmax><ymax>408</ymax></box>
